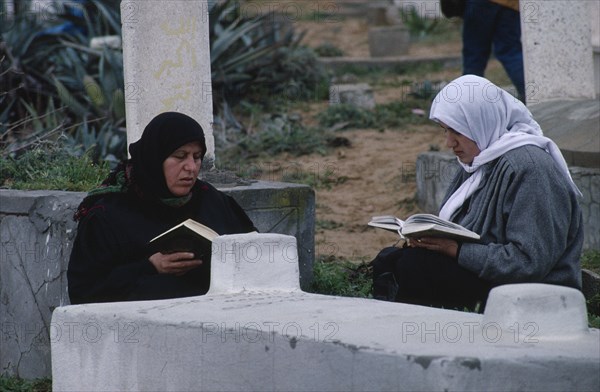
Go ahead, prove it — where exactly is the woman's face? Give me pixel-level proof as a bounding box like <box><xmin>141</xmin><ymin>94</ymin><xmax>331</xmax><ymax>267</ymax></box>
<box><xmin>441</xmin><ymin>123</ymin><xmax>481</xmax><ymax>165</ymax></box>
<box><xmin>163</xmin><ymin>141</ymin><xmax>203</xmax><ymax>197</ymax></box>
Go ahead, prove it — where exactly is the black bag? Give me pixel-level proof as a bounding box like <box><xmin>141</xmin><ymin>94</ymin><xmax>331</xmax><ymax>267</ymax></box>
<box><xmin>440</xmin><ymin>0</ymin><xmax>466</xmax><ymax>18</ymax></box>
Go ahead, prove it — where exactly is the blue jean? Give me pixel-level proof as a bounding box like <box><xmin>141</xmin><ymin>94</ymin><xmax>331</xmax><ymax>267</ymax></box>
<box><xmin>462</xmin><ymin>0</ymin><xmax>525</xmax><ymax>101</ymax></box>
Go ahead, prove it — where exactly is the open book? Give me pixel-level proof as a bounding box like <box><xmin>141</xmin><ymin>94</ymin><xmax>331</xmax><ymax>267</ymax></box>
<box><xmin>148</xmin><ymin>219</ymin><xmax>219</xmax><ymax>258</ymax></box>
<box><xmin>368</xmin><ymin>214</ymin><xmax>480</xmax><ymax>241</ymax></box>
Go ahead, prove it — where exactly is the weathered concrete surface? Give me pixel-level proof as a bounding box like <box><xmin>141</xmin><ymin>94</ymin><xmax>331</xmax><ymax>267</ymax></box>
<box><xmin>121</xmin><ymin>0</ymin><xmax>215</xmax><ymax>166</ymax></box>
<box><xmin>329</xmin><ymin>83</ymin><xmax>376</xmax><ymax>109</ymax></box>
<box><xmin>529</xmin><ymin>100</ymin><xmax>600</xmax><ymax>168</ymax></box>
<box><xmin>0</xmin><ymin>182</ymin><xmax>314</xmax><ymax>379</ymax></box>
<box><xmin>368</xmin><ymin>25</ymin><xmax>410</xmax><ymax>57</ymax></box>
<box><xmin>0</xmin><ymin>192</ymin><xmax>82</xmax><ymax>379</ymax></box>
<box><xmin>416</xmin><ymin>151</ymin><xmax>600</xmax><ymax>251</ymax></box>
<box><xmin>51</xmin><ymin>234</ymin><xmax>600</xmax><ymax>392</ymax></box>
<box><xmin>521</xmin><ymin>0</ymin><xmax>596</xmax><ymax>102</ymax></box>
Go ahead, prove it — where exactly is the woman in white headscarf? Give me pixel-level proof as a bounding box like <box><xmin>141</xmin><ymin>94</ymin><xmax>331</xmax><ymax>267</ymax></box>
<box><xmin>371</xmin><ymin>75</ymin><xmax>583</xmax><ymax>310</ymax></box>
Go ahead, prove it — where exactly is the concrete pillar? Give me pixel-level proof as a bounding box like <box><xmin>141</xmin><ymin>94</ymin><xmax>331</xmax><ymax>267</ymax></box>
<box><xmin>121</xmin><ymin>0</ymin><xmax>215</xmax><ymax>167</ymax></box>
<box><xmin>520</xmin><ymin>0</ymin><xmax>596</xmax><ymax>103</ymax></box>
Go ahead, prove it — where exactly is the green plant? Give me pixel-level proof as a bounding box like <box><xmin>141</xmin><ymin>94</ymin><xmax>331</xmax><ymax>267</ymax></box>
<box><xmin>316</xmin><ymin>220</ymin><xmax>343</xmax><ymax>231</ymax></box>
<box><xmin>210</xmin><ymin>0</ymin><xmax>324</xmax><ymax>109</ymax></box>
<box><xmin>1</xmin><ymin>0</ymin><xmax>126</xmax><ymax>162</ymax></box>
<box><xmin>0</xmin><ymin>376</ymin><xmax>51</xmax><ymax>392</ymax></box>
<box><xmin>282</xmin><ymin>166</ymin><xmax>346</xmax><ymax>190</ymax></box>
<box><xmin>317</xmin><ymin>101</ymin><xmax>429</xmax><ymax>130</ymax></box>
<box><xmin>308</xmin><ymin>256</ymin><xmax>372</xmax><ymax>298</ymax></box>
<box><xmin>216</xmin><ymin>113</ymin><xmax>330</xmax><ymax>164</ymax></box>
<box><xmin>588</xmin><ymin>312</ymin><xmax>600</xmax><ymax>329</ymax></box>
<box><xmin>581</xmin><ymin>250</ymin><xmax>600</xmax><ymax>274</ymax></box>
<box><xmin>314</xmin><ymin>42</ymin><xmax>344</xmax><ymax>57</ymax></box>
<box><xmin>399</xmin><ymin>7</ymin><xmax>441</xmax><ymax>37</ymax></box>
<box><xmin>0</xmin><ymin>141</ymin><xmax>109</xmax><ymax>191</ymax></box>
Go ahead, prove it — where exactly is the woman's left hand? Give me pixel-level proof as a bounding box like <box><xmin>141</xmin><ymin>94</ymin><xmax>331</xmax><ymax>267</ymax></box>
<box><xmin>408</xmin><ymin>237</ymin><xmax>460</xmax><ymax>259</ymax></box>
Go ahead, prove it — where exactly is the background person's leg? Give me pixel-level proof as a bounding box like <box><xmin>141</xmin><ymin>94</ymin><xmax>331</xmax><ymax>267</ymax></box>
<box><xmin>462</xmin><ymin>0</ymin><xmax>499</xmax><ymax>76</ymax></box>
<box><xmin>492</xmin><ymin>6</ymin><xmax>525</xmax><ymax>101</ymax></box>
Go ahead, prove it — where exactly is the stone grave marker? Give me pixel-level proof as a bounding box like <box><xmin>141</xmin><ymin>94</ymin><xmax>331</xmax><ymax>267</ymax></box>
<box><xmin>121</xmin><ymin>0</ymin><xmax>215</xmax><ymax>167</ymax></box>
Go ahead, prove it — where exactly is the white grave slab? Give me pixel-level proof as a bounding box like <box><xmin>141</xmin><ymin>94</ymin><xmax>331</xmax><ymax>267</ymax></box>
<box><xmin>51</xmin><ymin>234</ymin><xmax>600</xmax><ymax>391</ymax></box>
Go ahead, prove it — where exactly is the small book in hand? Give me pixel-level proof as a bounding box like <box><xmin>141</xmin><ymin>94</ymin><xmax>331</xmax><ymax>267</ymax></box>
<box><xmin>368</xmin><ymin>213</ymin><xmax>480</xmax><ymax>242</ymax></box>
<box><xmin>148</xmin><ymin>219</ymin><xmax>219</xmax><ymax>259</ymax></box>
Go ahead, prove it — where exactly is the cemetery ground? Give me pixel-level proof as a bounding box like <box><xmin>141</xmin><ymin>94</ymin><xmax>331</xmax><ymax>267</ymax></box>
<box><xmin>1</xmin><ymin>5</ymin><xmax>599</xmax><ymax>390</ymax></box>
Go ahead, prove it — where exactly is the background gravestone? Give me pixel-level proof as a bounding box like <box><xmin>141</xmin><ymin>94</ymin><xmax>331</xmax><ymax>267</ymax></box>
<box><xmin>121</xmin><ymin>0</ymin><xmax>215</xmax><ymax>167</ymax></box>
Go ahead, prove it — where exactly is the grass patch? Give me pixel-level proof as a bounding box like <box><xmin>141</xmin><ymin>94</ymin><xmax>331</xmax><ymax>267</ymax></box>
<box><xmin>282</xmin><ymin>167</ymin><xmax>347</xmax><ymax>190</ymax></box>
<box><xmin>588</xmin><ymin>313</ymin><xmax>600</xmax><ymax>329</ymax></box>
<box><xmin>0</xmin><ymin>377</ymin><xmax>51</xmax><ymax>392</ymax></box>
<box><xmin>316</xmin><ymin>220</ymin><xmax>343</xmax><ymax>230</ymax></box>
<box><xmin>307</xmin><ymin>256</ymin><xmax>372</xmax><ymax>298</ymax></box>
<box><xmin>314</xmin><ymin>43</ymin><xmax>344</xmax><ymax>57</ymax></box>
<box><xmin>581</xmin><ymin>250</ymin><xmax>600</xmax><ymax>274</ymax></box>
<box><xmin>0</xmin><ymin>145</ymin><xmax>109</xmax><ymax>192</ymax></box>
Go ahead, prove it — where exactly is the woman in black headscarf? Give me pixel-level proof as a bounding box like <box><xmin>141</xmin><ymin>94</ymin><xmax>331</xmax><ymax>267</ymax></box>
<box><xmin>68</xmin><ymin>112</ymin><xmax>256</xmax><ymax>304</ymax></box>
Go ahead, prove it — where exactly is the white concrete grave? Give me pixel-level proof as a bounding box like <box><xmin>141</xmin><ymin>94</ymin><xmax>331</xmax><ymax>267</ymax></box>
<box><xmin>121</xmin><ymin>0</ymin><xmax>215</xmax><ymax>166</ymax></box>
<box><xmin>51</xmin><ymin>233</ymin><xmax>600</xmax><ymax>391</ymax></box>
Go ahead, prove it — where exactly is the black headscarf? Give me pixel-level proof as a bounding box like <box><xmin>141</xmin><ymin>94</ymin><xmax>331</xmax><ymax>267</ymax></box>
<box><xmin>75</xmin><ymin>112</ymin><xmax>206</xmax><ymax>220</ymax></box>
<box><xmin>129</xmin><ymin>112</ymin><xmax>206</xmax><ymax>199</ymax></box>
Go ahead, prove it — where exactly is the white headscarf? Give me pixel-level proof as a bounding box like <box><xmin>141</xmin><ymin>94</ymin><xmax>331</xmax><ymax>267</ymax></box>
<box><xmin>430</xmin><ymin>75</ymin><xmax>581</xmax><ymax>221</ymax></box>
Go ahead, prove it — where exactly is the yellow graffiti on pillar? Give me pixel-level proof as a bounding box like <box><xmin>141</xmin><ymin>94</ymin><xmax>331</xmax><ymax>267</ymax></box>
<box><xmin>160</xmin><ymin>83</ymin><xmax>193</xmax><ymax>111</ymax></box>
<box><xmin>153</xmin><ymin>17</ymin><xmax>199</xmax><ymax>80</ymax></box>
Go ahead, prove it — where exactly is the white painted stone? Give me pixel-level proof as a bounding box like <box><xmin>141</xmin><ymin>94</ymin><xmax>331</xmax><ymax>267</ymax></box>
<box><xmin>520</xmin><ymin>0</ymin><xmax>596</xmax><ymax>103</ymax></box>
<box><xmin>208</xmin><ymin>233</ymin><xmax>301</xmax><ymax>295</ymax></box>
<box><xmin>51</xmin><ymin>234</ymin><xmax>600</xmax><ymax>392</ymax></box>
<box><xmin>89</xmin><ymin>35</ymin><xmax>121</xmax><ymax>50</ymax></box>
<box><xmin>329</xmin><ymin>83</ymin><xmax>376</xmax><ymax>109</ymax></box>
<box><xmin>121</xmin><ymin>0</ymin><xmax>215</xmax><ymax>166</ymax></box>
<box><xmin>368</xmin><ymin>25</ymin><xmax>410</xmax><ymax>57</ymax></box>
<box><xmin>483</xmin><ymin>283</ymin><xmax>589</xmax><ymax>340</ymax></box>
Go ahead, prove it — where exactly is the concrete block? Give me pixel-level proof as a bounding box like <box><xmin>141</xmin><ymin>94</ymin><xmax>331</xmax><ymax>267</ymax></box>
<box><xmin>209</xmin><ymin>233</ymin><xmax>301</xmax><ymax>295</ymax></box>
<box><xmin>0</xmin><ymin>194</ymin><xmax>80</xmax><ymax>378</ymax></box>
<box><xmin>329</xmin><ymin>83</ymin><xmax>376</xmax><ymax>109</ymax></box>
<box><xmin>368</xmin><ymin>26</ymin><xmax>410</xmax><ymax>57</ymax></box>
<box><xmin>415</xmin><ymin>151</ymin><xmax>459</xmax><ymax>214</ymax></box>
<box><xmin>483</xmin><ymin>284</ymin><xmax>589</xmax><ymax>340</ymax></box>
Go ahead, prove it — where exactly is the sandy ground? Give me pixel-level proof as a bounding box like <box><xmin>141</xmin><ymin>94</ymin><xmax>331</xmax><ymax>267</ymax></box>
<box><xmin>252</xmin><ymin>12</ymin><xmax>461</xmax><ymax>262</ymax></box>
<box><xmin>250</xmin><ymin>3</ymin><xmax>508</xmax><ymax>262</ymax></box>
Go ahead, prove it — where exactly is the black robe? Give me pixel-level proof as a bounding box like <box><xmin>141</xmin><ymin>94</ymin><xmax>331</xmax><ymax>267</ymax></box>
<box><xmin>67</xmin><ymin>181</ymin><xmax>256</xmax><ymax>304</ymax></box>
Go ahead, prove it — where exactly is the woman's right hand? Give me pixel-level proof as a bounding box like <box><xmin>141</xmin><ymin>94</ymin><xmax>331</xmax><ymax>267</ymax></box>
<box><xmin>148</xmin><ymin>252</ymin><xmax>202</xmax><ymax>276</ymax></box>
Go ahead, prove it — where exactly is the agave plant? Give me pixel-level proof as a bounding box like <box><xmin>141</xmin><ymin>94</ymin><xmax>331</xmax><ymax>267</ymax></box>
<box><xmin>2</xmin><ymin>0</ymin><xmax>327</xmax><ymax>166</ymax></box>
<box><xmin>1</xmin><ymin>0</ymin><xmax>126</xmax><ymax>161</ymax></box>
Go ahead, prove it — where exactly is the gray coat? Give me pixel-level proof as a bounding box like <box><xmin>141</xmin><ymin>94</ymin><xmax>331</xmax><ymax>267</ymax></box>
<box><xmin>443</xmin><ymin>145</ymin><xmax>583</xmax><ymax>289</ymax></box>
